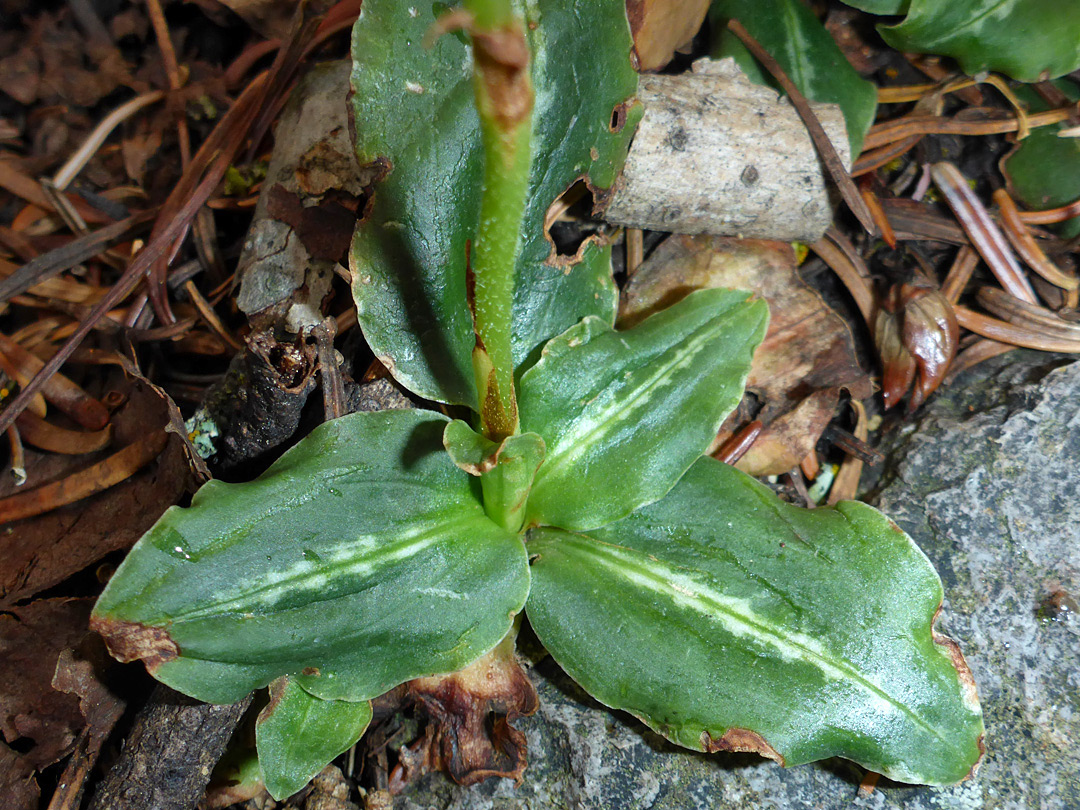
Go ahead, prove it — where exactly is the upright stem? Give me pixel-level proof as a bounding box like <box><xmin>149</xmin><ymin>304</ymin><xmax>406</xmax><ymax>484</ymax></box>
<box><xmin>464</xmin><ymin>0</ymin><xmax>533</xmax><ymax>440</ymax></box>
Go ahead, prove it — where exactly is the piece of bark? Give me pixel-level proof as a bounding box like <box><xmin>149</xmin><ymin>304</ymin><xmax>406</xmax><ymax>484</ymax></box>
<box><xmin>236</xmin><ymin>61</ymin><xmax>379</xmax><ymax>331</ymax></box>
<box><xmin>601</xmin><ymin>58</ymin><xmax>851</xmax><ymax>243</ymax></box>
<box><xmin>199</xmin><ymin>330</ymin><xmax>319</xmax><ymax>472</ymax></box>
<box><xmin>85</xmin><ymin>687</ymin><xmax>252</xmax><ymax>810</ymax></box>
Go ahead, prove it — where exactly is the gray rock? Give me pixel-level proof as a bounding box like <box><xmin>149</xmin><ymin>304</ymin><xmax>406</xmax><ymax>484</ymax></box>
<box><xmin>397</xmin><ymin>354</ymin><xmax>1080</xmax><ymax>810</ymax></box>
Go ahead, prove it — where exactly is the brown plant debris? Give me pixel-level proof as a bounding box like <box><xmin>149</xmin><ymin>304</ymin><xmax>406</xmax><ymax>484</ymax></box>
<box><xmin>389</xmin><ymin>637</ymin><xmax>539</xmax><ymax>792</ymax></box>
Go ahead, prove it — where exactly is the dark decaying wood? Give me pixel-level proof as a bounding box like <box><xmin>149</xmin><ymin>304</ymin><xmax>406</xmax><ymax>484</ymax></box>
<box><xmin>86</xmin><ymin>688</ymin><xmax>252</xmax><ymax>810</ymax></box>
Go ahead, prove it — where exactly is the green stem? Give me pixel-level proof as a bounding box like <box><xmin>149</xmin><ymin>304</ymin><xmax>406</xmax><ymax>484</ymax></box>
<box><xmin>464</xmin><ymin>0</ymin><xmax>533</xmax><ymax>441</ymax></box>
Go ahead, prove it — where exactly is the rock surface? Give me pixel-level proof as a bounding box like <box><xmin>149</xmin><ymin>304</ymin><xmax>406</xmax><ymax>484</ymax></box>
<box><xmin>397</xmin><ymin>353</ymin><xmax>1079</xmax><ymax>810</ymax></box>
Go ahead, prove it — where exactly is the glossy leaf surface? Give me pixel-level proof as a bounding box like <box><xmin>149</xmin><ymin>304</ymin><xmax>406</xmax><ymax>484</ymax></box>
<box><xmin>527</xmin><ymin>457</ymin><xmax>984</xmax><ymax>784</ymax></box>
<box><xmin>256</xmin><ymin>677</ymin><xmax>372</xmax><ymax>800</ymax></box>
<box><xmin>710</xmin><ymin>0</ymin><xmax>878</xmax><ymax>156</ymax></box>
<box><xmin>520</xmin><ymin>288</ymin><xmax>767</xmax><ymax>531</ymax></box>
<box><xmin>91</xmin><ymin>410</ymin><xmax>529</xmax><ymax>704</ymax></box>
<box><xmin>881</xmin><ymin>0</ymin><xmax>1080</xmax><ymax>82</ymax></box>
<box><xmin>349</xmin><ymin>0</ymin><xmax>640</xmax><ymax>407</ymax></box>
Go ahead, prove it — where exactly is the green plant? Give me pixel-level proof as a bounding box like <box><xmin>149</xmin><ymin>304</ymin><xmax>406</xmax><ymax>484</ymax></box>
<box><xmin>91</xmin><ymin>0</ymin><xmax>984</xmax><ymax>799</ymax></box>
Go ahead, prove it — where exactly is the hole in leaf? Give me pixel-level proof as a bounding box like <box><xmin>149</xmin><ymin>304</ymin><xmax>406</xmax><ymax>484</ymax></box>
<box><xmin>543</xmin><ymin>179</ymin><xmax>605</xmax><ymax>267</ymax></box>
<box><xmin>610</xmin><ymin>101</ymin><xmax>630</xmax><ymax>133</ymax></box>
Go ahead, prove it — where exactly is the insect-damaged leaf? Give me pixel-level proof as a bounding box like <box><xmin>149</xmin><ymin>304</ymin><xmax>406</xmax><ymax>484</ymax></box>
<box><xmin>349</xmin><ymin>0</ymin><xmax>640</xmax><ymax>408</ymax></box>
<box><xmin>519</xmin><ymin>288</ymin><xmax>767</xmax><ymax>531</ymax></box>
<box><xmin>526</xmin><ymin>457</ymin><xmax>984</xmax><ymax>785</ymax></box>
<box><xmin>879</xmin><ymin>0</ymin><xmax>1080</xmax><ymax>82</ymax></box>
<box><xmin>256</xmin><ymin>677</ymin><xmax>372</xmax><ymax>800</ymax></box>
<box><xmin>91</xmin><ymin>410</ymin><xmax>530</xmax><ymax>704</ymax></box>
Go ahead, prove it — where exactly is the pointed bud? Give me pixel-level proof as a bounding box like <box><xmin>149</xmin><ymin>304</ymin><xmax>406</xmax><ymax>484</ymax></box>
<box><xmin>899</xmin><ymin>283</ymin><xmax>959</xmax><ymax>409</ymax></box>
<box><xmin>874</xmin><ymin>283</ymin><xmax>959</xmax><ymax>411</ymax></box>
<box><xmin>874</xmin><ymin>297</ymin><xmax>915</xmax><ymax>410</ymax></box>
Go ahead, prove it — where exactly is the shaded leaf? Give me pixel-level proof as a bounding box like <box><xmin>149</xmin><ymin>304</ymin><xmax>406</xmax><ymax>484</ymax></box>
<box><xmin>526</xmin><ymin>457</ymin><xmax>984</xmax><ymax>785</ymax></box>
<box><xmin>1002</xmin><ymin>81</ymin><xmax>1080</xmax><ymax>239</ymax></box>
<box><xmin>838</xmin><ymin>0</ymin><xmax>907</xmax><ymax>13</ymax></box>
<box><xmin>349</xmin><ymin>0</ymin><xmax>640</xmax><ymax>407</ymax></box>
<box><xmin>520</xmin><ymin>288</ymin><xmax>767</xmax><ymax>531</ymax></box>
<box><xmin>880</xmin><ymin>0</ymin><xmax>1080</xmax><ymax>82</ymax></box>
<box><xmin>91</xmin><ymin>409</ymin><xmax>530</xmax><ymax>704</ymax></box>
<box><xmin>256</xmin><ymin>677</ymin><xmax>372</xmax><ymax>800</ymax></box>
<box><xmin>709</xmin><ymin>0</ymin><xmax>878</xmax><ymax>155</ymax></box>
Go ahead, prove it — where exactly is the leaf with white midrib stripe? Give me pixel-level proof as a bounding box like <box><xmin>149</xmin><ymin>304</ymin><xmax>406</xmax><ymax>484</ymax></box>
<box><xmin>526</xmin><ymin>457</ymin><xmax>984</xmax><ymax>785</ymax></box>
<box><xmin>520</xmin><ymin>287</ymin><xmax>768</xmax><ymax>531</ymax></box>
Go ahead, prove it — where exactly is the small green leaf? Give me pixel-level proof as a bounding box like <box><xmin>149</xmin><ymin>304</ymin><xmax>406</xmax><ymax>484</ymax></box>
<box><xmin>526</xmin><ymin>458</ymin><xmax>984</xmax><ymax>785</ymax></box>
<box><xmin>443</xmin><ymin>420</ymin><xmax>546</xmax><ymax>532</ymax></box>
<box><xmin>880</xmin><ymin>0</ymin><xmax>1080</xmax><ymax>82</ymax></box>
<box><xmin>709</xmin><ymin>0</ymin><xmax>878</xmax><ymax>156</ymax></box>
<box><xmin>256</xmin><ymin>677</ymin><xmax>372</xmax><ymax>800</ymax></box>
<box><xmin>1003</xmin><ymin>82</ymin><xmax>1080</xmax><ymax>238</ymax></box>
<box><xmin>519</xmin><ymin>288</ymin><xmax>767</xmax><ymax>531</ymax></box>
<box><xmin>91</xmin><ymin>409</ymin><xmax>530</xmax><ymax>704</ymax></box>
<box><xmin>349</xmin><ymin>0</ymin><xmax>641</xmax><ymax>407</ymax></box>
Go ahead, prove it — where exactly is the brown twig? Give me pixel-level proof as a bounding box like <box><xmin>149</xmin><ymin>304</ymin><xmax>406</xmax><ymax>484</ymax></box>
<box><xmin>0</xmin><ymin>209</ymin><xmax>157</xmax><ymax>304</ymax></box>
<box><xmin>0</xmin><ymin>428</ymin><xmax>167</xmax><ymax>524</ymax></box>
<box><xmin>993</xmin><ymin>189</ymin><xmax>1079</xmax><ymax>292</ymax></box>
<box><xmin>941</xmin><ymin>245</ymin><xmax>980</xmax><ymax>304</ymax></box>
<box><xmin>16</xmin><ymin>411</ymin><xmax>113</xmax><ymax>454</ymax></box>
<box><xmin>930</xmin><ymin>163</ymin><xmax>1038</xmax><ymax>304</ymax></box>
<box><xmin>955</xmin><ymin>306</ymin><xmax>1080</xmax><ymax>352</ymax></box>
<box><xmin>863</xmin><ymin>107</ymin><xmax>1074</xmax><ymax>152</ymax></box>
<box><xmin>810</xmin><ymin>229</ymin><xmax>875</xmax><ymax>325</ymax></box>
<box><xmin>1014</xmin><ymin>196</ymin><xmax>1080</xmax><ymax>225</ymax></box>
<box><xmin>827</xmin><ymin>400</ymin><xmax>869</xmax><ymax>504</ymax></box>
<box><xmin>726</xmin><ymin>19</ymin><xmax>878</xmax><ymax>237</ymax></box>
<box><xmin>714</xmin><ymin>420</ymin><xmax>763</xmax><ymax>465</ymax></box>
<box><xmin>944</xmin><ymin>338</ymin><xmax>1015</xmax><ymax>383</ymax></box>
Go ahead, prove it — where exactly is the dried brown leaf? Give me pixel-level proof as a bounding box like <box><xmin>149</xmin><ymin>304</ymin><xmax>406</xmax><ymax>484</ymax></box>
<box><xmin>627</xmin><ymin>0</ymin><xmax>711</xmax><ymax>71</ymax></box>
<box><xmin>0</xmin><ymin>376</ymin><xmax>194</xmax><ymax>608</ymax></box>
<box><xmin>0</xmin><ymin>742</ymin><xmax>39</xmax><ymax>810</ymax></box>
<box><xmin>0</xmin><ymin>598</ymin><xmax>91</xmax><ymax>770</ymax></box>
<box><xmin>389</xmin><ymin>636</ymin><xmax>539</xmax><ymax>792</ymax></box>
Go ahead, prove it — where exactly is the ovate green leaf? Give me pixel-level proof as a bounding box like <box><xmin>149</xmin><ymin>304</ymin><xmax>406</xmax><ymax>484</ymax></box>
<box><xmin>91</xmin><ymin>409</ymin><xmax>530</xmax><ymax>704</ymax></box>
<box><xmin>709</xmin><ymin>0</ymin><xmax>878</xmax><ymax>156</ymax></box>
<box><xmin>880</xmin><ymin>0</ymin><xmax>1080</xmax><ymax>82</ymax></box>
<box><xmin>1002</xmin><ymin>81</ymin><xmax>1080</xmax><ymax>238</ymax></box>
<box><xmin>256</xmin><ymin>677</ymin><xmax>372</xmax><ymax>800</ymax></box>
<box><xmin>526</xmin><ymin>458</ymin><xmax>984</xmax><ymax>785</ymax></box>
<box><xmin>349</xmin><ymin>0</ymin><xmax>641</xmax><ymax>407</ymax></box>
<box><xmin>519</xmin><ymin>288</ymin><xmax>767</xmax><ymax>531</ymax></box>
